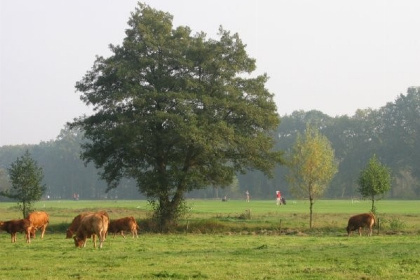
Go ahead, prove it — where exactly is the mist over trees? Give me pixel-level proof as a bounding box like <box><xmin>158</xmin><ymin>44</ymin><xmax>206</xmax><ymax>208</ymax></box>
<box><xmin>1</xmin><ymin>87</ymin><xmax>419</xmax><ymax>200</ymax></box>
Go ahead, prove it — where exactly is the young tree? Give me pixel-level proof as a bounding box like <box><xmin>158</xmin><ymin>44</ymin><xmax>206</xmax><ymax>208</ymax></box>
<box><xmin>358</xmin><ymin>154</ymin><xmax>391</xmax><ymax>213</ymax></box>
<box><xmin>0</xmin><ymin>150</ymin><xmax>46</xmax><ymax>217</ymax></box>
<box><xmin>287</xmin><ymin>126</ymin><xmax>338</xmax><ymax>228</ymax></box>
<box><xmin>70</xmin><ymin>4</ymin><xmax>283</xmax><ymax>231</ymax></box>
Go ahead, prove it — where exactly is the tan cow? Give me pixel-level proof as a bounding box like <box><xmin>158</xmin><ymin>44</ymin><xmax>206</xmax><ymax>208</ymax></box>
<box><xmin>0</xmin><ymin>219</ymin><xmax>32</xmax><ymax>243</ymax></box>
<box><xmin>66</xmin><ymin>211</ymin><xmax>109</xmax><ymax>238</ymax></box>
<box><xmin>73</xmin><ymin>212</ymin><xmax>109</xmax><ymax>248</ymax></box>
<box><xmin>27</xmin><ymin>211</ymin><xmax>49</xmax><ymax>239</ymax></box>
<box><xmin>108</xmin><ymin>216</ymin><xmax>139</xmax><ymax>238</ymax></box>
<box><xmin>346</xmin><ymin>213</ymin><xmax>375</xmax><ymax>236</ymax></box>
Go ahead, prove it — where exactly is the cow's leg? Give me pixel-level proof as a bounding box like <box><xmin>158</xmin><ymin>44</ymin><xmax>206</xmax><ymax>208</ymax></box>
<box><xmin>41</xmin><ymin>225</ymin><xmax>46</xmax><ymax>238</ymax></box>
<box><xmin>121</xmin><ymin>231</ymin><xmax>126</xmax><ymax>239</ymax></box>
<box><xmin>92</xmin><ymin>235</ymin><xmax>97</xmax><ymax>248</ymax></box>
<box><xmin>358</xmin><ymin>227</ymin><xmax>362</xmax><ymax>236</ymax></box>
<box><xmin>99</xmin><ymin>231</ymin><xmax>105</xmax><ymax>248</ymax></box>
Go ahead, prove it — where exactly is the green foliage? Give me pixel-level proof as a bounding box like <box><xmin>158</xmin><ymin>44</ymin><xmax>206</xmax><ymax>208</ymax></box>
<box><xmin>0</xmin><ymin>150</ymin><xmax>45</xmax><ymax>217</ymax></box>
<box><xmin>287</xmin><ymin>125</ymin><xmax>338</xmax><ymax>228</ymax></box>
<box><xmin>358</xmin><ymin>154</ymin><xmax>391</xmax><ymax>213</ymax></box>
<box><xmin>70</xmin><ymin>3</ymin><xmax>282</xmax><ymax>231</ymax></box>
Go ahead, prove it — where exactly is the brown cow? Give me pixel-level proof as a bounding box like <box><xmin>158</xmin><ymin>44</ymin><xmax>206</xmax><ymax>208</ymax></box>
<box><xmin>73</xmin><ymin>212</ymin><xmax>109</xmax><ymax>248</ymax></box>
<box><xmin>27</xmin><ymin>211</ymin><xmax>49</xmax><ymax>239</ymax></box>
<box><xmin>108</xmin><ymin>216</ymin><xmax>139</xmax><ymax>238</ymax></box>
<box><xmin>66</xmin><ymin>211</ymin><xmax>109</xmax><ymax>238</ymax></box>
<box><xmin>0</xmin><ymin>219</ymin><xmax>32</xmax><ymax>243</ymax></box>
<box><xmin>346</xmin><ymin>213</ymin><xmax>375</xmax><ymax>236</ymax></box>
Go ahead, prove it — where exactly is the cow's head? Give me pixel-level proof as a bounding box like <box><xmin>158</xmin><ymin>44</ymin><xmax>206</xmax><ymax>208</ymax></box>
<box><xmin>29</xmin><ymin>227</ymin><xmax>36</xmax><ymax>238</ymax></box>
<box><xmin>73</xmin><ymin>236</ymin><xmax>84</xmax><ymax>248</ymax></box>
<box><xmin>66</xmin><ymin>229</ymin><xmax>74</xmax><ymax>239</ymax></box>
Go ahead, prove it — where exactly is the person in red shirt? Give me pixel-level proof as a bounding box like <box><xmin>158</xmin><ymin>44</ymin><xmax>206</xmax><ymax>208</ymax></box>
<box><xmin>276</xmin><ymin>191</ymin><xmax>282</xmax><ymax>205</ymax></box>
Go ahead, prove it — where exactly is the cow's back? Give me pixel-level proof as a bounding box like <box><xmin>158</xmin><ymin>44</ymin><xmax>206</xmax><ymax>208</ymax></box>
<box><xmin>77</xmin><ymin>213</ymin><xmax>108</xmax><ymax>238</ymax></box>
<box><xmin>27</xmin><ymin>211</ymin><xmax>49</xmax><ymax>227</ymax></box>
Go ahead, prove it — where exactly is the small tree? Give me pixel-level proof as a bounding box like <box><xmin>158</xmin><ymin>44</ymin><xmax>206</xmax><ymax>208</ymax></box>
<box><xmin>0</xmin><ymin>150</ymin><xmax>46</xmax><ymax>217</ymax></box>
<box><xmin>358</xmin><ymin>154</ymin><xmax>391</xmax><ymax>213</ymax></box>
<box><xmin>287</xmin><ymin>125</ymin><xmax>338</xmax><ymax>228</ymax></box>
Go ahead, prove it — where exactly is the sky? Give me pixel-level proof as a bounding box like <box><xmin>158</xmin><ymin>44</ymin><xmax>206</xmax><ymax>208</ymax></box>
<box><xmin>1</xmin><ymin>0</ymin><xmax>420</xmax><ymax>146</ymax></box>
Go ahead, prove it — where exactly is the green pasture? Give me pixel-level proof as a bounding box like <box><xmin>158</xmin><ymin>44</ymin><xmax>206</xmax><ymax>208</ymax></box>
<box><xmin>0</xmin><ymin>200</ymin><xmax>420</xmax><ymax>279</ymax></box>
<box><xmin>1</xmin><ymin>199</ymin><xmax>420</xmax><ymax>234</ymax></box>
<box><xmin>0</xmin><ymin>232</ymin><xmax>419</xmax><ymax>279</ymax></box>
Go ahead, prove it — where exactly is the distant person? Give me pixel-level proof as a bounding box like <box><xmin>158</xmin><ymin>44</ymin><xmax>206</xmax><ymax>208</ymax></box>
<box><xmin>276</xmin><ymin>191</ymin><xmax>282</xmax><ymax>205</ymax></box>
<box><xmin>245</xmin><ymin>190</ymin><xmax>250</xmax><ymax>202</ymax></box>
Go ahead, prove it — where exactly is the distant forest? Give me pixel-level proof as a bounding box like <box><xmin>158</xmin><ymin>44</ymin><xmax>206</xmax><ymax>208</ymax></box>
<box><xmin>1</xmin><ymin>87</ymin><xmax>419</xmax><ymax>200</ymax></box>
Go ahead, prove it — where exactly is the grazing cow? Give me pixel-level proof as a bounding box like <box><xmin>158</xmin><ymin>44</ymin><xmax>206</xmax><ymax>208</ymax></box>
<box><xmin>346</xmin><ymin>213</ymin><xmax>375</xmax><ymax>236</ymax></box>
<box><xmin>73</xmin><ymin>212</ymin><xmax>109</xmax><ymax>248</ymax></box>
<box><xmin>27</xmin><ymin>211</ymin><xmax>49</xmax><ymax>239</ymax></box>
<box><xmin>108</xmin><ymin>216</ymin><xmax>139</xmax><ymax>238</ymax></box>
<box><xmin>0</xmin><ymin>219</ymin><xmax>32</xmax><ymax>243</ymax></box>
<box><xmin>66</xmin><ymin>211</ymin><xmax>109</xmax><ymax>239</ymax></box>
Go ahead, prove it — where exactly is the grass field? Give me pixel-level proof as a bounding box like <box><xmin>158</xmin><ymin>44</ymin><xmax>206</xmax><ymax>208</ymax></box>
<box><xmin>0</xmin><ymin>199</ymin><xmax>419</xmax><ymax>279</ymax></box>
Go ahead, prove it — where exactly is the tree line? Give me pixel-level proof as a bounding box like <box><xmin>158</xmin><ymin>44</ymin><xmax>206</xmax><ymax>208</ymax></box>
<box><xmin>238</xmin><ymin>87</ymin><xmax>420</xmax><ymax>200</ymax></box>
<box><xmin>1</xmin><ymin>87</ymin><xmax>418</xmax><ymax>201</ymax></box>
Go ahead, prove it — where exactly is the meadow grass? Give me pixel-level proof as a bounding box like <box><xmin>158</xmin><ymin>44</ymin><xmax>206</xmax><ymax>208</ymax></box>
<box><xmin>0</xmin><ymin>199</ymin><xmax>419</xmax><ymax>279</ymax></box>
<box><xmin>0</xmin><ymin>233</ymin><xmax>419</xmax><ymax>279</ymax></box>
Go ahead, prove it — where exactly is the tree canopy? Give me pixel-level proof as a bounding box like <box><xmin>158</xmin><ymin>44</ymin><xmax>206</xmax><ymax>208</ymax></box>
<box><xmin>0</xmin><ymin>150</ymin><xmax>45</xmax><ymax>217</ymax></box>
<box><xmin>70</xmin><ymin>4</ymin><xmax>283</xmax><ymax>230</ymax></box>
<box><xmin>358</xmin><ymin>154</ymin><xmax>391</xmax><ymax>213</ymax></box>
<box><xmin>287</xmin><ymin>125</ymin><xmax>337</xmax><ymax>228</ymax></box>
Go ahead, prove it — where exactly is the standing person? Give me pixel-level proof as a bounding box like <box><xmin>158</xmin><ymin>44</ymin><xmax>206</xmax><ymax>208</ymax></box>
<box><xmin>245</xmin><ymin>190</ymin><xmax>250</xmax><ymax>202</ymax></box>
<box><xmin>276</xmin><ymin>191</ymin><xmax>282</xmax><ymax>205</ymax></box>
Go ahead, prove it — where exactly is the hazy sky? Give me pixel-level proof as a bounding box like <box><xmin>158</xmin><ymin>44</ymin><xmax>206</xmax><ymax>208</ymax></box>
<box><xmin>1</xmin><ymin>1</ymin><xmax>420</xmax><ymax>146</ymax></box>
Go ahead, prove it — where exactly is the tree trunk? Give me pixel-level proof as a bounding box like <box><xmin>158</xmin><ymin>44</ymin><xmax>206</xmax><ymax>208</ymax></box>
<box><xmin>371</xmin><ymin>196</ymin><xmax>376</xmax><ymax>213</ymax></box>
<box><xmin>156</xmin><ymin>187</ymin><xmax>185</xmax><ymax>232</ymax></box>
<box><xmin>22</xmin><ymin>202</ymin><xmax>28</xmax><ymax>218</ymax></box>
<box><xmin>309</xmin><ymin>197</ymin><xmax>314</xmax><ymax>228</ymax></box>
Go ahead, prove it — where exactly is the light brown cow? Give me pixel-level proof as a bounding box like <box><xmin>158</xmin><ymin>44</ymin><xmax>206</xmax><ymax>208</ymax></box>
<box><xmin>108</xmin><ymin>216</ymin><xmax>139</xmax><ymax>238</ymax></box>
<box><xmin>66</xmin><ymin>211</ymin><xmax>109</xmax><ymax>239</ymax></box>
<box><xmin>73</xmin><ymin>212</ymin><xmax>109</xmax><ymax>248</ymax></box>
<box><xmin>0</xmin><ymin>219</ymin><xmax>32</xmax><ymax>243</ymax></box>
<box><xmin>27</xmin><ymin>211</ymin><xmax>49</xmax><ymax>239</ymax></box>
<box><xmin>346</xmin><ymin>213</ymin><xmax>375</xmax><ymax>236</ymax></box>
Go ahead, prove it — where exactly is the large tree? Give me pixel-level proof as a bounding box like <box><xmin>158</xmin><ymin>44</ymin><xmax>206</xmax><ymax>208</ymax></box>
<box><xmin>287</xmin><ymin>125</ymin><xmax>337</xmax><ymax>228</ymax></box>
<box><xmin>0</xmin><ymin>150</ymin><xmax>45</xmax><ymax>217</ymax></box>
<box><xmin>358</xmin><ymin>154</ymin><xmax>391</xmax><ymax>213</ymax></box>
<box><xmin>71</xmin><ymin>4</ymin><xmax>283</xmax><ymax>231</ymax></box>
